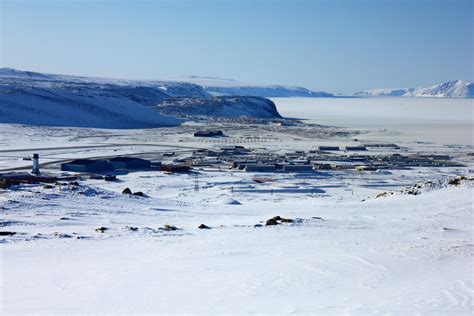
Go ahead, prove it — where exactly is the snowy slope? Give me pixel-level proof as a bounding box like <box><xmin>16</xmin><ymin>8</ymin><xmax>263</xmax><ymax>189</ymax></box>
<box><xmin>174</xmin><ymin>75</ymin><xmax>334</xmax><ymax>97</ymax></box>
<box><xmin>0</xmin><ymin>68</ymin><xmax>211</xmax><ymax>99</ymax></box>
<box><xmin>0</xmin><ymin>87</ymin><xmax>183</xmax><ymax>128</ymax></box>
<box><xmin>407</xmin><ymin>80</ymin><xmax>474</xmax><ymax>98</ymax></box>
<box><xmin>156</xmin><ymin>96</ymin><xmax>283</xmax><ymax>119</ymax></box>
<box><xmin>0</xmin><ymin>68</ymin><xmax>214</xmax><ymax>128</ymax></box>
<box><xmin>355</xmin><ymin>80</ymin><xmax>474</xmax><ymax>98</ymax></box>
<box><xmin>0</xmin><ymin>69</ymin><xmax>289</xmax><ymax>127</ymax></box>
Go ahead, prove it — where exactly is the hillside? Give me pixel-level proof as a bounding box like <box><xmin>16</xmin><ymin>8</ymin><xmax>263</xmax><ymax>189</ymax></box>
<box><xmin>156</xmin><ymin>96</ymin><xmax>283</xmax><ymax>119</ymax></box>
<box><xmin>0</xmin><ymin>68</ymin><xmax>221</xmax><ymax>128</ymax></box>
<box><xmin>355</xmin><ymin>80</ymin><xmax>473</xmax><ymax>98</ymax></box>
<box><xmin>0</xmin><ymin>68</ymin><xmax>210</xmax><ymax>99</ymax></box>
<box><xmin>0</xmin><ymin>69</ymin><xmax>285</xmax><ymax>128</ymax></box>
<box><xmin>174</xmin><ymin>75</ymin><xmax>334</xmax><ymax>98</ymax></box>
<box><xmin>0</xmin><ymin>87</ymin><xmax>183</xmax><ymax>129</ymax></box>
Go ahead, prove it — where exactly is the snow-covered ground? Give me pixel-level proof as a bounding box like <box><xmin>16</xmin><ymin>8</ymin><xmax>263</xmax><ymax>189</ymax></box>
<box><xmin>273</xmin><ymin>97</ymin><xmax>473</xmax><ymax>145</ymax></box>
<box><xmin>1</xmin><ymin>98</ymin><xmax>473</xmax><ymax>314</ymax></box>
<box><xmin>1</xmin><ymin>181</ymin><xmax>472</xmax><ymax>314</ymax></box>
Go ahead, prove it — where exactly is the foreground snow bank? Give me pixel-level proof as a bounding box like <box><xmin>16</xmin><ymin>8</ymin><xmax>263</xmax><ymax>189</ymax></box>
<box><xmin>1</xmin><ymin>184</ymin><xmax>472</xmax><ymax>314</ymax></box>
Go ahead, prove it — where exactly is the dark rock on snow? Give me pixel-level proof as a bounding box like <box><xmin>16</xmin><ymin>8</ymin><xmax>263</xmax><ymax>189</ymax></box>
<box><xmin>160</xmin><ymin>224</ymin><xmax>178</xmax><ymax>231</ymax></box>
<box><xmin>266</xmin><ymin>218</ymin><xmax>279</xmax><ymax>226</ymax></box>
<box><xmin>95</xmin><ymin>227</ymin><xmax>109</xmax><ymax>233</ymax></box>
<box><xmin>104</xmin><ymin>175</ymin><xmax>117</xmax><ymax>181</ymax></box>
<box><xmin>0</xmin><ymin>231</ymin><xmax>16</xmax><ymax>236</ymax></box>
<box><xmin>124</xmin><ymin>226</ymin><xmax>139</xmax><ymax>232</ymax></box>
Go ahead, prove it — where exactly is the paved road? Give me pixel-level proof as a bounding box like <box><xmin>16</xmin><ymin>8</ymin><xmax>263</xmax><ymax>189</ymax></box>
<box><xmin>0</xmin><ymin>142</ymin><xmax>205</xmax><ymax>154</ymax></box>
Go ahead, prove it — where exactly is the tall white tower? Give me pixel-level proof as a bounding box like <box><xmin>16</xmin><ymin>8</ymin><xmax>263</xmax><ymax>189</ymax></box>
<box><xmin>32</xmin><ymin>153</ymin><xmax>40</xmax><ymax>175</ymax></box>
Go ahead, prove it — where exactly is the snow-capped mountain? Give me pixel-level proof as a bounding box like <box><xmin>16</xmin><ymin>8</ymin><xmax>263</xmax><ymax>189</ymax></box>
<box><xmin>355</xmin><ymin>80</ymin><xmax>473</xmax><ymax>98</ymax></box>
<box><xmin>406</xmin><ymin>80</ymin><xmax>473</xmax><ymax>98</ymax></box>
<box><xmin>174</xmin><ymin>75</ymin><xmax>333</xmax><ymax>98</ymax></box>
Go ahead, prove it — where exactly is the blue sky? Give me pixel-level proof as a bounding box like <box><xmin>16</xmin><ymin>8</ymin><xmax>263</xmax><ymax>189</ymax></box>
<box><xmin>1</xmin><ymin>0</ymin><xmax>472</xmax><ymax>93</ymax></box>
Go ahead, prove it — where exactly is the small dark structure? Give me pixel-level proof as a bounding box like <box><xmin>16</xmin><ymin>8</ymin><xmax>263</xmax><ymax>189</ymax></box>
<box><xmin>0</xmin><ymin>172</ymin><xmax>57</xmax><ymax>188</ymax></box>
<box><xmin>364</xmin><ymin>143</ymin><xmax>400</xmax><ymax>149</ymax></box>
<box><xmin>244</xmin><ymin>164</ymin><xmax>277</xmax><ymax>172</ymax></box>
<box><xmin>281</xmin><ymin>164</ymin><xmax>314</xmax><ymax>173</ymax></box>
<box><xmin>194</xmin><ymin>130</ymin><xmax>224</xmax><ymax>137</ymax></box>
<box><xmin>108</xmin><ymin>157</ymin><xmax>151</xmax><ymax>170</ymax></box>
<box><xmin>318</xmin><ymin>146</ymin><xmax>340</xmax><ymax>151</ymax></box>
<box><xmin>61</xmin><ymin>159</ymin><xmax>114</xmax><ymax>173</ymax></box>
<box><xmin>160</xmin><ymin>165</ymin><xmax>191</xmax><ymax>173</ymax></box>
<box><xmin>345</xmin><ymin>146</ymin><xmax>367</xmax><ymax>151</ymax></box>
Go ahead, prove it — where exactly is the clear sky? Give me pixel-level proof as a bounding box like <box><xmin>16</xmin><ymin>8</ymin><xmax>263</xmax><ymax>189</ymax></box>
<box><xmin>1</xmin><ymin>0</ymin><xmax>472</xmax><ymax>93</ymax></box>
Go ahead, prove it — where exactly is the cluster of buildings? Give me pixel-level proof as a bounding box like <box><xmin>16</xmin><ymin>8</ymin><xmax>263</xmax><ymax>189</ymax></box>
<box><xmin>0</xmin><ymin>143</ymin><xmax>465</xmax><ymax>189</ymax></box>
<box><xmin>179</xmin><ymin>145</ymin><xmax>462</xmax><ymax>173</ymax></box>
<box><xmin>193</xmin><ymin>130</ymin><xmax>224</xmax><ymax>137</ymax></box>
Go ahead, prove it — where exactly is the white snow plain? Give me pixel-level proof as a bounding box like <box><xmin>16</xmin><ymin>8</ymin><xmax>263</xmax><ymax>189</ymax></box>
<box><xmin>1</xmin><ymin>97</ymin><xmax>473</xmax><ymax>315</ymax></box>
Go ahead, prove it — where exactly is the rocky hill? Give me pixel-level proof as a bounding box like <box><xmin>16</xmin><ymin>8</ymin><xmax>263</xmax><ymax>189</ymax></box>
<box><xmin>156</xmin><ymin>96</ymin><xmax>283</xmax><ymax>119</ymax></box>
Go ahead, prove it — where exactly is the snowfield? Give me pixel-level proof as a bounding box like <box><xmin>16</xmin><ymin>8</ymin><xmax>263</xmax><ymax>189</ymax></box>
<box><xmin>0</xmin><ymin>97</ymin><xmax>473</xmax><ymax>314</ymax></box>
<box><xmin>1</xmin><ymin>178</ymin><xmax>473</xmax><ymax>314</ymax></box>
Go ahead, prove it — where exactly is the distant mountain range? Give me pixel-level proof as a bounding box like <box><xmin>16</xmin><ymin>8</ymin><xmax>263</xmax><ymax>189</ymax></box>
<box><xmin>173</xmin><ymin>75</ymin><xmax>334</xmax><ymax>98</ymax></box>
<box><xmin>0</xmin><ymin>68</ymin><xmax>471</xmax><ymax>129</ymax></box>
<box><xmin>354</xmin><ymin>80</ymin><xmax>473</xmax><ymax>98</ymax></box>
<box><xmin>176</xmin><ymin>76</ymin><xmax>473</xmax><ymax>98</ymax></box>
